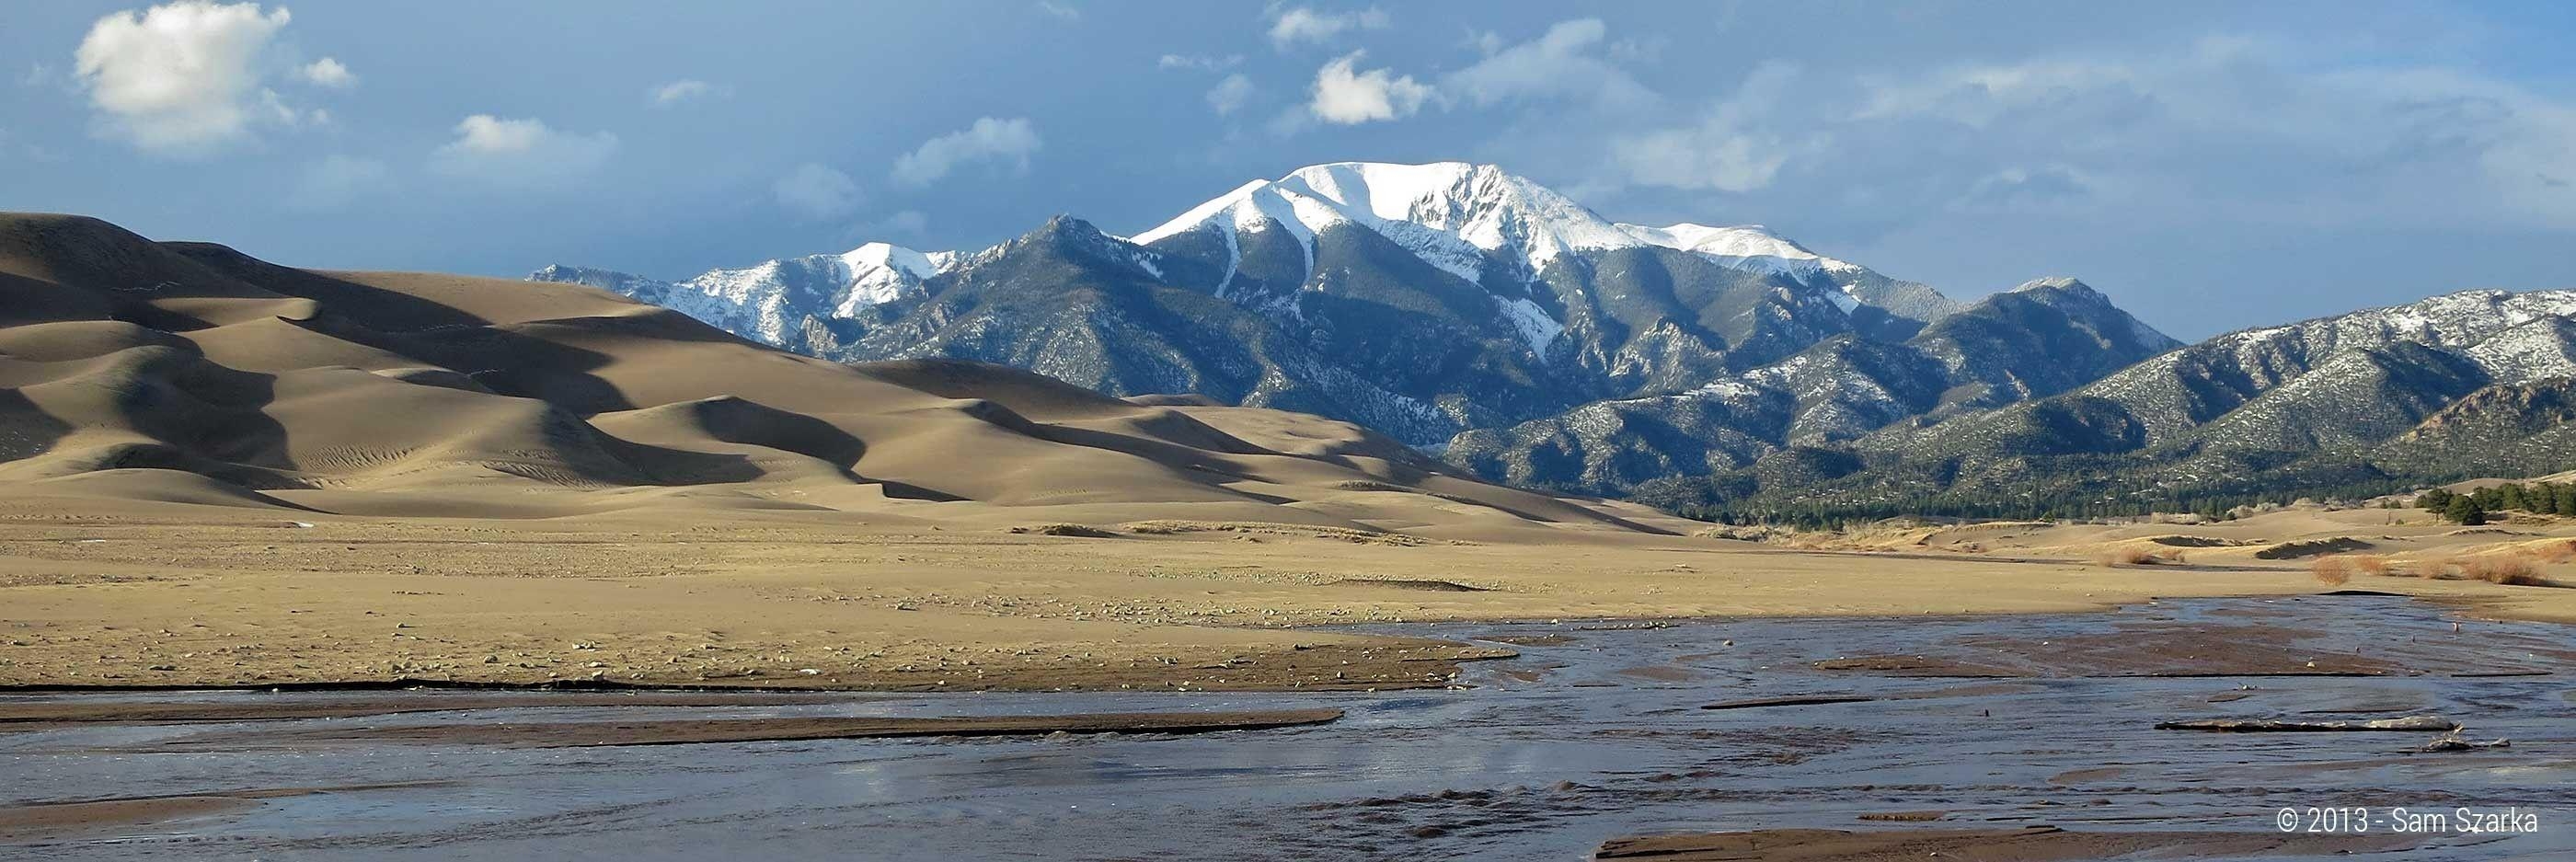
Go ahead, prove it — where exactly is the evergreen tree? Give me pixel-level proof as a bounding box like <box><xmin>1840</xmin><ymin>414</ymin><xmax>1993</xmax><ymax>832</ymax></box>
<box><xmin>2419</xmin><ymin>488</ymin><xmax>2455</xmax><ymax>512</ymax></box>
<box><xmin>2444</xmin><ymin>495</ymin><xmax>2487</xmax><ymax>525</ymax></box>
<box><xmin>2472</xmin><ymin>487</ymin><xmax>2503</xmax><ymax>511</ymax></box>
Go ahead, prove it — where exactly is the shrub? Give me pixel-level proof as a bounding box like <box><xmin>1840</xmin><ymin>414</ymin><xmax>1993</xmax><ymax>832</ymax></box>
<box><xmin>2351</xmin><ymin>555</ymin><xmax>2393</xmax><ymax>576</ymax></box>
<box><xmin>2093</xmin><ymin>546</ymin><xmax>2156</xmax><ymax>567</ymax></box>
<box><xmin>2311</xmin><ymin>556</ymin><xmax>2352</xmax><ymax>586</ymax></box>
<box><xmin>2461</xmin><ymin>554</ymin><xmax>2547</xmax><ymax>586</ymax></box>
<box><xmin>2533</xmin><ymin>540</ymin><xmax>2576</xmax><ymax>565</ymax></box>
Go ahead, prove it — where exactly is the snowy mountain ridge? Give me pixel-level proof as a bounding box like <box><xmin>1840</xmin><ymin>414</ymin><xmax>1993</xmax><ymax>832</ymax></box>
<box><xmin>535</xmin><ymin>243</ymin><xmax>958</xmax><ymax>349</ymax></box>
<box><xmin>533</xmin><ymin>159</ymin><xmax>2205</xmax><ymax>491</ymax></box>
<box><xmin>558</xmin><ymin>162</ymin><xmax>1969</xmax><ymax>353</ymax></box>
<box><xmin>1133</xmin><ymin>162</ymin><xmax>1911</xmax><ymax>312</ymax></box>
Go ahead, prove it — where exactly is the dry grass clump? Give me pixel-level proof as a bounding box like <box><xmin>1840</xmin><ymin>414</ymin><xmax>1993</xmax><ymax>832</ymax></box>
<box><xmin>2311</xmin><ymin>556</ymin><xmax>2352</xmax><ymax>587</ymax></box>
<box><xmin>2092</xmin><ymin>546</ymin><xmax>2185</xmax><ymax>567</ymax></box>
<box><xmin>2459</xmin><ymin>554</ymin><xmax>2547</xmax><ymax>587</ymax></box>
<box><xmin>2533</xmin><ymin>539</ymin><xmax>2576</xmax><ymax>564</ymax></box>
<box><xmin>1005</xmin><ymin>523</ymin><xmax>1121</xmax><ymax>538</ymax></box>
<box><xmin>2350</xmin><ymin>555</ymin><xmax>2394</xmax><ymax>577</ymax></box>
<box><xmin>2093</xmin><ymin>546</ymin><xmax>2152</xmax><ymax>567</ymax></box>
<box><xmin>1121</xmin><ymin>520</ymin><xmax>1435</xmax><ymax>546</ymax></box>
<box><xmin>2406</xmin><ymin>551</ymin><xmax>2557</xmax><ymax>586</ymax></box>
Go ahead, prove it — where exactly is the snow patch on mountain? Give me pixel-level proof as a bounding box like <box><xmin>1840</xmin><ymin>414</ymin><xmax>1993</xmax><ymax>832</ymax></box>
<box><xmin>2465</xmin><ymin>315</ymin><xmax>2576</xmax><ymax>384</ymax></box>
<box><xmin>1617</xmin><ymin>223</ymin><xmax>1849</xmax><ymax>276</ymax></box>
<box><xmin>1495</xmin><ymin>296</ymin><xmax>1565</xmax><ymax>358</ymax></box>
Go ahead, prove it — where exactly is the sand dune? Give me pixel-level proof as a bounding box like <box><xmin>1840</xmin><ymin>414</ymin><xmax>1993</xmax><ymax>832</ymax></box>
<box><xmin>0</xmin><ymin>213</ymin><xmax>1678</xmax><ymax>536</ymax></box>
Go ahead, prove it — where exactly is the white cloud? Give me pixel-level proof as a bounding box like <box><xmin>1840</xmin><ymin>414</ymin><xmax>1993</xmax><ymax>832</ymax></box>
<box><xmin>74</xmin><ymin>1</ymin><xmax>308</xmax><ymax>155</ymax></box>
<box><xmin>1268</xmin><ymin>6</ymin><xmax>1388</xmax><ymax>50</ymax></box>
<box><xmin>1849</xmin><ymin>56</ymin><xmax>2145</xmax><ymax>127</ymax></box>
<box><xmin>1606</xmin><ymin>34</ymin><xmax>1666</xmax><ymax>64</ymax></box>
<box><xmin>890</xmin><ymin>117</ymin><xmax>1041</xmax><ymax>187</ymax></box>
<box><xmin>865</xmin><ymin>210</ymin><xmax>930</xmax><ymax>236</ymax></box>
<box><xmin>650</xmin><ymin>78</ymin><xmax>721</xmax><ymax>107</ymax></box>
<box><xmin>1950</xmin><ymin>165</ymin><xmax>2095</xmax><ymax>213</ymax></box>
<box><xmin>288</xmin><ymin>155</ymin><xmax>389</xmax><ymax>210</ymax></box>
<box><xmin>295</xmin><ymin>56</ymin><xmax>355</xmax><ymax>88</ymax></box>
<box><xmin>1521</xmin><ymin>33</ymin><xmax>2576</xmax><ymax>239</ymax></box>
<box><xmin>1036</xmin><ymin>1</ymin><xmax>1079</xmax><ymax>20</ymax></box>
<box><xmin>429</xmin><ymin>114</ymin><xmax>619</xmax><ymax>184</ymax></box>
<box><xmin>1157</xmin><ymin>53</ymin><xmax>1241</xmax><ymax>72</ymax></box>
<box><xmin>1828</xmin><ymin>37</ymin><xmax>2576</xmax><ymax>227</ymax></box>
<box><xmin>774</xmin><ymin>162</ymin><xmax>863</xmax><ymax>219</ymax></box>
<box><xmin>1444</xmin><ymin>19</ymin><xmax>1657</xmax><ymax>111</ymax></box>
<box><xmin>1308</xmin><ymin>51</ymin><xmax>1431</xmax><ymax>124</ymax></box>
<box><xmin>1207</xmin><ymin>74</ymin><xmax>1254</xmax><ymax>116</ymax></box>
<box><xmin>1609</xmin><ymin>62</ymin><xmax>1805</xmax><ymax>192</ymax></box>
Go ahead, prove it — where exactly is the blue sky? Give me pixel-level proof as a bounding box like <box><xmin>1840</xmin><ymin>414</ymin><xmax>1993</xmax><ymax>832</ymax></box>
<box><xmin>5</xmin><ymin>1</ymin><xmax>2571</xmax><ymax>339</ymax></box>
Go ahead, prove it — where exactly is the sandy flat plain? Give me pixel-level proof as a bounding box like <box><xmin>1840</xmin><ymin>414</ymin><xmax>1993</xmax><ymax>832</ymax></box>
<box><xmin>6</xmin><ymin>496</ymin><xmax>2570</xmax><ymax>693</ymax></box>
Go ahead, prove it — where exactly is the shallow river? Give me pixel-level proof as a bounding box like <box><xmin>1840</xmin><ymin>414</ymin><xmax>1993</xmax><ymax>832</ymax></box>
<box><xmin>5</xmin><ymin>595</ymin><xmax>2571</xmax><ymax>860</ymax></box>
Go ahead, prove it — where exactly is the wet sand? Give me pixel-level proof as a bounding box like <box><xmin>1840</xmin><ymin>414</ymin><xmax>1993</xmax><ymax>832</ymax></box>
<box><xmin>1809</xmin><ymin>602</ymin><xmax>2574</xmax><ymax>679</ymax></box>
<box><xmin>156</xmin><ymin>708</ymin><xmax>1347</xmax><ymax>748</ymax></box>
<box><xmin>0</xmin><ymin>797</ymin><xmax>260</xmax><ymax>845</ymax></box>
<box><xmin>1593</xmin><ymin>825</ymin><xmax>2416</xmax><ymax>860</ymax></box>
<box><xmin>0</xmin><ymin>692</ymin><xmax>845</xmax><ymax>728</ymax></box>
<box><xmin>1701</xmin><ymin>695</ymin><xmax>1878</xmax><ymax>711</ymax></box>
<box><xmin>0</xmin><ymin>784</ymin><xmax>445</xmax><ymax>844</ymax></box>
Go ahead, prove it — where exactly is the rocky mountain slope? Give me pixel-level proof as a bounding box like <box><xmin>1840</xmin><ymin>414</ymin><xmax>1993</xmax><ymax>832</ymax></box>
<box><xmin>1447</xmin><ymin>277</ymin><xmax>2179</xmax><ymax>492</ymax></box>
<box><xmin>1636</xmin><ymin>289</ymin><xmax>2576</xmax><ymax>518</ymax></box>
<box><xmin>536</xmin><ymin>161</ymin><xmax>2165</xmax><ymax>484</ymax></box>
<box><xmin>2376</xmin><ymin>377</ymin><xmax>2576</xmax><ymax>479</ymax></box>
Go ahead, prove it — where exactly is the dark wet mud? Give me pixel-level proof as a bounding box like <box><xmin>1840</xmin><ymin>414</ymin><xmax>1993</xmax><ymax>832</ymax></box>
<box><xmin>3</xmin><ymin>595</ymin><xmax>2568</xmax><ymax>860</ymax></box>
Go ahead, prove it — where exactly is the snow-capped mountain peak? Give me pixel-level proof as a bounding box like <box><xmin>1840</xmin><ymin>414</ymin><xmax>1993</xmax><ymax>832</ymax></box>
<box><xmin>2010</xmin><ymin>276</ymin><xmax>2091</xmax><ymax>293</ymax></box>
<box><xmin>1133</xmin><ymin>161</ymin><xmax>1641</xmax><ymax>285</ymax></box>
<box><xmin>839</xmin><ymin>241</ymin><xmax>944</xmax><ymax>281</ymax></box>
<box><xmin>1129</xmin><ymin>161</ymin><xmax>1959</xmax><ymax>338</ymax></box>
<box><xmin>532</xmin><ymin>241</ymin><xmax>958</xmax><ymax>349</ymax></box>
<box><xmin>831</xmin><ymin>241</ymin><xmax>956</xmax><ymax>313</ymax></box>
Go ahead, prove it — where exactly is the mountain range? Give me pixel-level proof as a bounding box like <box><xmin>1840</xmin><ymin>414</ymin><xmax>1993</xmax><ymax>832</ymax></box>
<box><xmin>1634</xmin><ymin>286</ymin><xmax>2576</xmax><ymax>519</ymax></box>
<box><xmin>535</xmin><ymin>162</ymin><xmax>2574</xmax><ymax>517</ymax></box>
